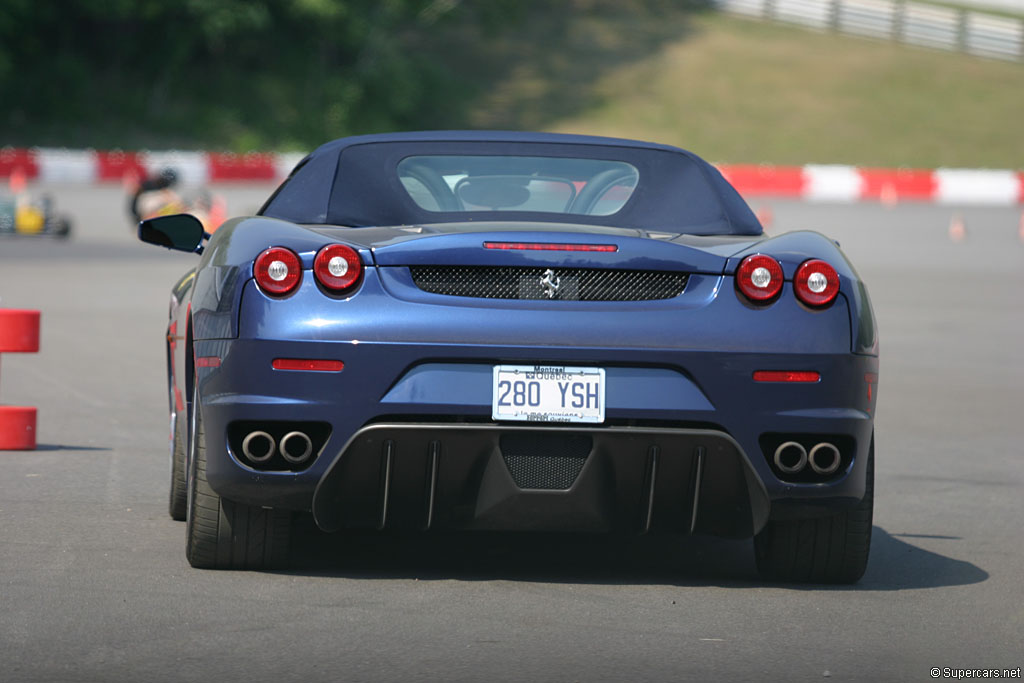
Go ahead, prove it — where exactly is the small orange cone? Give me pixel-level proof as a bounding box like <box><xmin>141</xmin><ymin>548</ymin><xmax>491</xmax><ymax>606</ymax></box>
<box><xmin>9</xmin><ymin>166</ymin><xmax>27</xmax><ymax>195</ymax></box>
<box><xmin>880</xmin><ymin>182</ymin><xmax>898</xmax><ymax>208</ymax></box>
<box><xmin>755</xmin><ymin>205</ymin><xmax>774</xmax><ymax>232</ymax></box>
<box><xmin>949</xmin><ymin>213</ymin><xmax>967</xmax><ymax>243</ymax></box>
<box><xmin>122</xmin><ymin>168</ymin><xmax>140</xmax><ymax>192</ymax></box>
<box><xmin>208</xmin><ymin>195</ymin><xmax>227</xmax><ymax>232</ymax></box>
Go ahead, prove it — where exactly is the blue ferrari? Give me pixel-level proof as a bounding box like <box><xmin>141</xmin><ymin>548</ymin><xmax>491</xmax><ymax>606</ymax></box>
<box><xmin>140</xmin><ymin>131</ymin><xmax>878</xmax><ymax>582</ymax></box>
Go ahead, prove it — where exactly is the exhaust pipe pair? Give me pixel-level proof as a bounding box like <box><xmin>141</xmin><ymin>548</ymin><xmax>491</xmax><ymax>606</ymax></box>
<box><xmin>773</xmin><ymin>441</ymin><xmax>842</xmax><ymax>476</ymax></box>
<box><xmin>241</xmin><ymin>430</ymin><xmax>313</xmax><ymax>465</ymax></box>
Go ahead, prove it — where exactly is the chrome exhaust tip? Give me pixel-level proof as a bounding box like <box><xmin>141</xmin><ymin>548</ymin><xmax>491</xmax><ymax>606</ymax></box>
<box><xmin>280</xmin><ymin>431</ymin><xmax>313</xmax><ymax>464</ymax></box>
<box><xmin>809</xmin><ymin>442</ymin><xmax>842</xmax><ymax>475</ymax></box>
<box><xmin>773</xmin><ymin>441</ymin><xmax>808</xmax><ymax>474</ymax></box>
<box><xmin>241</xmin><ymin>431</ymin><xmax>276</xmax><ymax>464</ymax></box>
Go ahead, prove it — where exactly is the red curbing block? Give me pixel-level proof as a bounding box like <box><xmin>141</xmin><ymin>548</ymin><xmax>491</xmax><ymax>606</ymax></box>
<box><xmin>208</xmin><ymin>152</ymin><xmax>278</xmax><ymax>181</ymax></box>
<box><xmin>96</xmin><ymin>150</ymin><xmax>147</xmax><ymax>183</ymax></box>
<box><xmin>0</xmin><ymin>148</ymin><xmax>39</xmax><ymax>182</ymax></box>
<box><xmin>0</xmin><ymin>406</ymin><xmax>36</xmax><ymax>450</ymax></box>
<box><xmin>859</xmin><ymin>168</ymin><xmax>937</xmax><ymax>202</ymax></box>
<box><xmin>0</xmin><ymin>309</ymin><xmax>41</xmax><ymax>352</ymax></box>
<box><xmin>0</xmin><ymin>309</ymin><xmax>41</xmax><ymax>451</ymax></box>
<box><xmin>718</xmin><ymin>164</ymin><xmax>806</xmax><ymax>198</ymax></box>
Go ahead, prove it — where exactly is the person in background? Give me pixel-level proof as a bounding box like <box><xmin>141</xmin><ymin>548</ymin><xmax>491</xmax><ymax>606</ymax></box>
<box><xmin>128</xmin><ymin>168</ymin><xmax>184</xmax><ymax>223</ymax></box>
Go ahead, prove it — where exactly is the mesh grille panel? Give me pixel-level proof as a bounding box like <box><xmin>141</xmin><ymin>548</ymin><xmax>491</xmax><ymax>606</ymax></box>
<box><xmin>500</xmin><ymin>433</ymin><xmax>592</xmax><ymax>490</ymax></box>
<box><xmin>409</xmin><ymin>266</ymin><xmax>688</xmax><ymax>301</ymax></box>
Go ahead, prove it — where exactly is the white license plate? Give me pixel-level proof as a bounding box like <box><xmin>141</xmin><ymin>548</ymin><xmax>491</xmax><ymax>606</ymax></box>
<box><xmin>492</xmin><ymin>365</ymin><xmax>605</xmax><ymax>423</ymax></box>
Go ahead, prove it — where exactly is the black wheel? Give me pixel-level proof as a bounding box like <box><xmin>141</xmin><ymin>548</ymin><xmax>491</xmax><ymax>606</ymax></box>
<box><xmin>168</xmin><ymin>408</ymin><xmax>187</xmax><ymax>521</ymax></box>
<box><xmin>185</xmin><ymin>397</ymin><xmax>291</xmax><ymax>569</ymax></box>
<box><xmin>754</xmin><ymin>436</ymin><xmax>874</xmax><ymax>584</ymax></box>
<box><xmin>53</xmin><ymin>216</ymin><xmax>71</xmax><ymax>239</ymax></box>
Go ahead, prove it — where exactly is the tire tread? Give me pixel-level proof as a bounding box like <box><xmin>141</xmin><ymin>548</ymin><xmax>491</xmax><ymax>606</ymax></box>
<box><xmin>168</xmin><ymin>411</ymin><xmax>188</xmax><ymax>521</ymax></box>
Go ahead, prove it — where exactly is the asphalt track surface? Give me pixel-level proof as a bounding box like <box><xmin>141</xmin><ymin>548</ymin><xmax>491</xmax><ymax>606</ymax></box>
<box><xmin>1</xmin><ymin>184</ymin><xmax>1022</xmax><ymax>682</ymax></box>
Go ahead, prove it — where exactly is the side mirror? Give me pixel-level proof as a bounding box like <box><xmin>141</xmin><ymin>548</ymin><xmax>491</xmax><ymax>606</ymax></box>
<box><xmin>138</xmin><ymin>214</ymin><xmax>206</xmax><ymax>253</ymax></box>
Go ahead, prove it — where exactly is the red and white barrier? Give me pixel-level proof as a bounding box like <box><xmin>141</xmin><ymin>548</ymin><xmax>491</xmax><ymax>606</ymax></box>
<box><xmin>720</xmin><ymin>164</ymin><xmax>1024</xmax><ymax>205</ymax></box>
<box><xmin>0</xmin><ymin>309</ymin><xmax>41</xmax><ymax>451</ymax></box>
<box><xmin>1</xmin><ymin>147</ymin><xmax>305</xmax><ymax>187</ymax></box>
<box><xmin>2</xmin><ymin>147</ymin><xmax>1023</xmax><ymax>204</ymax></box>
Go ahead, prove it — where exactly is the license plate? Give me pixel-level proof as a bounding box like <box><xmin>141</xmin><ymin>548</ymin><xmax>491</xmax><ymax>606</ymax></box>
<box><xmin>492</xmin><ymin>365</ymin><xmax>605</xmax><ymax>423</ymax></box>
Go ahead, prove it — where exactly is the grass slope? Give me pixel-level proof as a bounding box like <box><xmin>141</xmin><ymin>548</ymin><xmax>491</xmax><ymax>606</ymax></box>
<box><xmin>452</xmin><ymin>10</ymin><xmax>1023</xmax><ymax>168</ymax></box>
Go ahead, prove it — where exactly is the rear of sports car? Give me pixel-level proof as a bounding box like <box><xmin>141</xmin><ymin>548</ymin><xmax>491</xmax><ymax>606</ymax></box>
<box><xmin>155</xmin><ymin>132</ymin><xmax>877</xmax><ymax>581</ymax></box>
<box><xmin>189</xmin><ymin>221</ymin><xmax>878</xmax><ymax>582</ymax></box>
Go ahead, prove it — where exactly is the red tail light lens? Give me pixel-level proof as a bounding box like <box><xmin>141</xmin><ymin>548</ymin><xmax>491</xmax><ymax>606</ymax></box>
<box><xmin>736</xmin><ymin>254</ymin><xmax>783</xmax><ymax>302</ymax></box>
<box><xmin>254</xmin><ymin>247</ymin><xmax>301</xmax><ymax>296</ymax></box>
<box><xmin>314</xmin><ymin>244</ymin><xmax>362</xmax><ymax>293</ymax></box>
<box><xmin>794</xmin><ymin>259</ymin><xmax>840</xmax><ymax>307</ymax></box>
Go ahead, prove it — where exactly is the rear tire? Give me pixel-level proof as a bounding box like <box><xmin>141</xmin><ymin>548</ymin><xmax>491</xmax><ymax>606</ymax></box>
<box><xmin>754</xmin><ymin>437</ymin><xmax>874</xmax><ymax>584</ymax></box>
<box><xmin>53</xmin><ymin>216</ymin><xmax>71</xmax><ymax>239</ymax></box>
<box><xmin>185</xmin><ymin>399</ymin><xmax>291</xmax><ymax>569</ymax></box>
<box><xmin>168</xmin><ymin>409</ymin><xmax>187</xmax><ymax>521</ymax></box>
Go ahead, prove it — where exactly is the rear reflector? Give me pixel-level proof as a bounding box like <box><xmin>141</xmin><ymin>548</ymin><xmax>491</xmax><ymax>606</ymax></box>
<box><xmin>753</xmin><ymin>370</ymin><xmax>820</xmax><ymax>383</ymax></box>
<box><xmin>483</xmin><ymin>242</ymin><xmax>617</xmax><ymax>252</ymax></box>
<box><xmin>195</xmin><ymin>356</ymin><xmax>221</xmax><ymax>368</ymax></box>
<box><xmin>865</xmin><ymin>372</ymin><xmax>878</xmax><ymax>401</ymax></box>
<box><xmin>272</xmin><ymin>358</ymin><xmax>344</xmax><ymax>372</ymax></box>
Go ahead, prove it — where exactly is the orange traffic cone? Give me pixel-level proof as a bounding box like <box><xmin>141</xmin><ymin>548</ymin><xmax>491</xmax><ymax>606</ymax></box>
<box><xmin>208</xmin><ymin>195</ymin><xmax>227</xmax><ymax>232</ymax></box>
<box><xmin>122</xmin><ymin>168</ymin><xmax>140</xmax><ymax>193</ymax></box>
<box><xmin>755</xmin><ymin>205</ymin><xmax>774</xmax><ymax>232</ymax></box>
<box><xmin>949</xmin><ymin>213</ymin><xmax>967</xmax><ymax>243</ymax></box>
<box><xmin>9</xmin><ymin>166</ymin><xmax>27</xmax><ymax>195</ymax></box>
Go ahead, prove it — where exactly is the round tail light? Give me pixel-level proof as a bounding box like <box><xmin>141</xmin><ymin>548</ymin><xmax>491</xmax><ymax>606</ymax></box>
<box><xmin>794</xmin><ymin>259</ymin><xmax>840</xmax><ymax>307</ymax></box>
<box><xmin>736</xmin><ymin>254</ymin><xmax>783</xmax><ymax>302</ymax></box>
<box><xmin>314</xmin><ymin>244</ymin><xmax>362</xmax><ymax>293</ymax></box>
<box><xmin>254</xmin><ymin>247</ymin><xmax>301</xmax><ymax>296</ymax></box>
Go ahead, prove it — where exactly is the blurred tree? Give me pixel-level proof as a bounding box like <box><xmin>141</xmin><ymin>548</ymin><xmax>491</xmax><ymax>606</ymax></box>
<box><xmin>0</xmin><ymin>0</ymin><xmax>514</xmax><ymax>149</ymax></box>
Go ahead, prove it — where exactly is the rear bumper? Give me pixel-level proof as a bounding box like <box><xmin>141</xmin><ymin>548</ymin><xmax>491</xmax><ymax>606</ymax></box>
<box><xmin>193</xmin><ymin>336</ymin><xmax>877</xmax><ymax>537</ymax></box>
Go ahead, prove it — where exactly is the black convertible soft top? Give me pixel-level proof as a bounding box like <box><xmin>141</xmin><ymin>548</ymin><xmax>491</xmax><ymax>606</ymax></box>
<box><xmin>259</xmin><ymin>131</ymin><xmax>762</xmax><ymax>236</ymax></box>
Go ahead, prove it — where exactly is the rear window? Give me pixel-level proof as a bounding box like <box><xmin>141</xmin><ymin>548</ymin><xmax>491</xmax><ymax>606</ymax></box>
<box><xmin>397</xmin><ymin>155</ymin><xmax>638</xmax><ymax>216</ymax></box>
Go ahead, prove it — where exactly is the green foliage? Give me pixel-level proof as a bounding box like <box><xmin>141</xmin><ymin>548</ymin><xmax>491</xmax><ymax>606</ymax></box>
<box><xmin>0</xmin><ymin>0</ymin><xmax>498</xmax><ymax>149</ymax></box>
